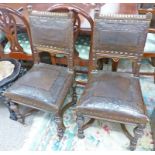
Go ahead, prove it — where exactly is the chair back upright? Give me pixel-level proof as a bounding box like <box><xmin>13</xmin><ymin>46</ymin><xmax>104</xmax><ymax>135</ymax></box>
<box><xmin>27</xmin><ymin>6</ymin><xmax>74</xmax><ymax>72</ymax></box>
<box><xmin>91</xmin><ymin>10</ymin><xmax>152</xmax><ymax>76</ymax></box>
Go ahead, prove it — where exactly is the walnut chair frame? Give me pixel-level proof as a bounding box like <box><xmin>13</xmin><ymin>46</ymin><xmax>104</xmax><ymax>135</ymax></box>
<box><xmin>4</xmin><ymin>6</ymin><xmax>76</xmax><ymax>140</ymax></box>
<box><xmin>76</xmin><ymin>12</ymin><xmax>151</xmax><ymax>150</ymax></box>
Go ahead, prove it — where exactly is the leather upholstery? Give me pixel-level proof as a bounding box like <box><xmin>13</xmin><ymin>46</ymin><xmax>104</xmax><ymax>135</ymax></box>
<box><xmin>76</xmin><ymin>13</ymin><xmax>151</xmax><ymax>151</ymax></box>
<box><xmin>76</xmin><ymin>13</ymin><xmax>151</xmax><ymax>127</ymax></box>
<box><xmin>4</xmin><ymin>63</ymin><xmax>73</xmax><ymax>112</ymax></box>
<box><xmin>29</xmin><ymin>11</ymin><xmax>73</xmax><ymax>52</ymax></box>
<box><xmin>93</xmin><ymin>15</ymin><xmax>151</xmax><ymax>59</ymax></box>
<box><xmin>3</xmin><ymin>8</ymin><xmax>74</xmax><ymax>139</ymax></box>
<box><xmin>77</xmin><ymin>72</ymin><xmax>148</xmax><ymax>124</ymax></box>
<box><xmin>3</xmin><ymin>33</ymin><xmax>91</xmax><ymax>59</ymax></box>
<box><xmin>28</xmin><ymin>10</ymin><xmax>74</xmax><ymax>71</ymax></box>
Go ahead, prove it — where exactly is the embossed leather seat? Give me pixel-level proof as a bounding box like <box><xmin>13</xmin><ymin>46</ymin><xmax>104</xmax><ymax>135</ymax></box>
<box><xmin>77</xmin><ymin>72</ymin><xmax>148</xmax><ymax>124</ymax></box>
<box><xmin>4</xmin><ymin>6</ymin><xmax>75</xmax><ymax>139</ymax></box>
<box><xmin>5</xmin><ymin>63</ymin><xmax>73</xmax><ymax>111</ymax></box>
<box><xmin>76</xmin><ymin>12</ymin><xmax>151</xmax><ymax>150</ymax></box>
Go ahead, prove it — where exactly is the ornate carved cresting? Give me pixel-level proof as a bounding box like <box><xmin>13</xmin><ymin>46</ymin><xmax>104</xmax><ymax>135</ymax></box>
<box><xmin>91</xmin><ymin>12</ymin><xmax>152</xmax><ymax>75</ymax></box>
<box><xmin>27</xmin><ymin>6</ymin><xmax>74</xmax><ymax>72</ymax></box>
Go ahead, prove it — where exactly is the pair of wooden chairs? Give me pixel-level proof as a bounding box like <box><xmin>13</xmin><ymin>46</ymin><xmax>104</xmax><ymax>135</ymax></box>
<box><xmin>0</xmin><ymin>5</ymin><xmax>152</xmax><ymax>150</ymax></box>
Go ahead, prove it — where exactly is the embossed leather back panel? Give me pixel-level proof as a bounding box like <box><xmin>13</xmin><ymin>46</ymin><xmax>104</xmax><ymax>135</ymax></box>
<box><xmin>29</xmin><ymin>11</ymin><xmax>73</xmax><ymax>51</ymax></box>
<box><xmin>93</xmin><ymin>14</ymin><xmax>152</xmax><ymax>58</ymax></box>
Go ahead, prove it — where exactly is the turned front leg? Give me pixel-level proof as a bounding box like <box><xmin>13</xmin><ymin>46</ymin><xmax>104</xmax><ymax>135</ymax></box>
<box><xmin>77</xmin><ymin>114</ymin><xmax>85</xmax><ymax>139</ymax></box>
<box><xmin>72</xmin><ymin>85</ymin><xmax>77</xmax><ymax>106</ymax></box>
<box><xmin>54</xmin><ymin>113</ymin><xmax>65</xmax><ymax>140</ymax></box>
<box><xmin>130</xmin><ymin>124</ymin><xmax>145</xmax><ymax>151</ymax></box>
<box><xmin>9</xmin><ymin>101</ymin><xmax>24</xmax><ymax>124</ymax></box>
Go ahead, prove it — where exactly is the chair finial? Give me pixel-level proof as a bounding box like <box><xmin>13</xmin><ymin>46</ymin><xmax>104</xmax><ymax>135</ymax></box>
<box><xmin>146</xmin><ymin>12</ymin><xmax>152</xmax><ymax>20</ymax></box>
<box><xmin>27</xmin><ymin>5</ymin><xmax>32</xmax><ymax>13</ymax></box>
<box><xmin>94</xmin><ymin>8</ymin><xmax>100</xmax><ymax>18</ymax></box>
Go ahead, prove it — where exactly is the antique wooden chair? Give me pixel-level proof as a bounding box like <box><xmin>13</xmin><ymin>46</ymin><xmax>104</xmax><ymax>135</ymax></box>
<box><xmin>4</xmin><ymin>7</ymin><xmax>75</xmax><ymax>139</ymax></box>
<box><xmin>0</xmin><ymin>5</ymin><xmax>34</xmax><ymax>61</ymax></box>
<box><xmin>76</xmin><ymin>12</ymin><xmax>151</xmax><ymax>150</ymax></box>
<box><xmin>138</xmin><ymin>7</ymin><xmax>155</xmax><ymax>83</ymax></box>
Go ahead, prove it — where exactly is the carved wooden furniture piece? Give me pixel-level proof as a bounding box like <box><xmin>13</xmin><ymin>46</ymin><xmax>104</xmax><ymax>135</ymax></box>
<box><xmin>47</xmin><ymin>4</ymin><xmax>94</xmax><ymax>68</ymax></box>
<box><xmin>138</xmin><ymin>7</ymin><xmax>155</xmax><ymax>83</ymax></box>
<box><xmin>0</xmin><ymin>5</ymin><xmax>34</xmax><ymax>60</ymax></box>
<box><xmin>4</xmin><ymin>7</ymin><xmax>76</xmax><ymax>139</ymax></box>
<box><xmin>76</xmin><ymin>13</ymin><xmax>151</xmax><ymax>150</ymax></box>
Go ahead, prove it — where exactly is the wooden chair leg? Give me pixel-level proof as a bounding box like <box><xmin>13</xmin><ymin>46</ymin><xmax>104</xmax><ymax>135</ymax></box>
<box><xmin>97</xmin><ymin>59</ymin><xmax>104</xmax><ymax>70</ymax></box>
<box><xmin>77</xmin><ymin>114</ymin><xmax>85</xmax><ymax>139</ymax></box>
<box><xmin>104</xmin><ymin>58</ymin><xmax>109</xmax><ymax>64</ymax></box>
<box><xmin>9</xmin><ymin>101</ymin><xmax>24</xmax><ymax>124</ymax></box>
<box><xmin>112</xmin><ymin>60</ymin><xmax>119</xmax><ymax>72</ymax></box>
<box><xmin>4</xmin><ymin>98</ymin><xmax>17</xmax><ymax>121</ymax></box>
<box><xmin>54</xmin><ymin>113</ymin><xmax>65</xmax><ymax>140</ymax></box>
<box><xmin>61</xmin><ymin>85</ymin><xmax>77</xmax><ymax>120</ymax></box>
<box><xmin>130</xmin><ymin>124</ymin><xmax>145</xmax><ymax>151</ymax></box>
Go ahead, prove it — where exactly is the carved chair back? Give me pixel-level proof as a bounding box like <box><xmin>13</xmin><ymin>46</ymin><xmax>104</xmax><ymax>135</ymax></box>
<box><xmin>91</xmin><ymin>11</ymin><xmax>151</xmax><ymax>76</ymax></box>
<box><xmin>27</xmin><ymin>6</ymin><xmax>74</xmax><ymax>72</ymax></box>
<box><xmin>0</xmin><ymin>5</ymin><xmax>34</xmax><ymax>60</ymax></box>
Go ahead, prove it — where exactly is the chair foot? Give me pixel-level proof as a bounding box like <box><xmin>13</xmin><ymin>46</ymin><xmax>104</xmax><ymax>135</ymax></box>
<box><xmin>54</xmin><ymin>114</ymin><xmax>65</xmax><ymax>140</ymax></box>
<box><xmin>112</xmin><ymin>59</ymin><xmax>119</xmax><ymax>72</ymax></box>
<box><xmin>77</xmin><ymin>114</ymin><xmax>85</xmax><ymax>139</ymax></box>
<box><xmin>9</xmin><ymin>101</ymin><xmax>25</xmax><ymax>124</ymax></box>
<box><xmin>9</xmin><ymin>110</ymin><xmax>18</xmax><ymax>121</ymax></box>
<box><xmin>4</xmin><ymin>98</ymin><xmax>17</xmax><ymax>121</ymax></box>
<box><xmin>129</xmin><ymin>124</ymin><xmax>145</xmax><ymax>151</ymax></box>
